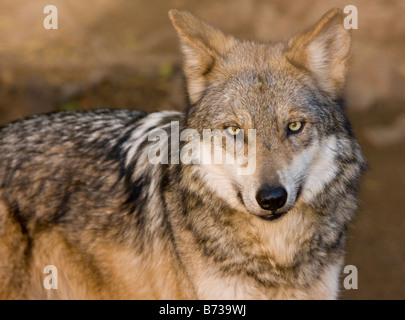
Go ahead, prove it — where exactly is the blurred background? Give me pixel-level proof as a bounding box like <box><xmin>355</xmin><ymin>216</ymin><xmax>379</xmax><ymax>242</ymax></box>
<box><xmin>0</xmin><ymin>0</ymin><xmax>404</xmax><ymax>299</ymax></box>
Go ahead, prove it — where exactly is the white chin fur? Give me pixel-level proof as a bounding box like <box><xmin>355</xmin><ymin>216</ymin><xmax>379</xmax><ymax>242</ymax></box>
<box><xmin>301</xmin><ymin>136</ymin><xmax>338</xmax><ymax>203</ymax></box>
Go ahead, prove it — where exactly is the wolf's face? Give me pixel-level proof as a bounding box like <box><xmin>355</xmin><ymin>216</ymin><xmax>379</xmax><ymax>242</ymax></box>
<box><xmin>170</xmin><ymin>9</ymin><xmax>358</xmax><ymax>221</ymax></box>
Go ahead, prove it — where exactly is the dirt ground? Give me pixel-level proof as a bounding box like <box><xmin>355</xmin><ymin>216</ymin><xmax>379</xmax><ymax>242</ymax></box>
<box><xmin>344</xmin><ymin>105</ymin><xmax>405</xmax><ymax>300</ymax></box>
<box><xmin>0</xmin><ymin>0</ymin><xmax>404</xmax><ymax>299</ymax></box>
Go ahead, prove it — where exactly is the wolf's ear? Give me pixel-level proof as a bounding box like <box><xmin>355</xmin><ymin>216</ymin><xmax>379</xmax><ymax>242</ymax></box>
<box><xmin>169</xmin><ymin>9</ymin><xmax>236</xmax><ymax>104</ymax></box>
<box><xmin>286</xmin><ymin>8</ymin><xmax>351</xmax><ymax>98</ymax></box>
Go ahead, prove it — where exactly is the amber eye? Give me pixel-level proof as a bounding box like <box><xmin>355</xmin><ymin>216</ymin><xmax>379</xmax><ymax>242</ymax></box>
<box><xmin>288</xmin><ymin>121</ymin><xmax>303</xmax><ymax>133</ymax></box>
<box><xmin>226</xmin><ymin>126</ymin><xmax>241</xmax><ymax>136</ymax></box>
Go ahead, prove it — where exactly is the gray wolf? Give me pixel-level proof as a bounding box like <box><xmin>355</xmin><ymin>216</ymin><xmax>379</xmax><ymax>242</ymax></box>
<box><xmin>0</xmin><ymin>8</ymin><xmax>366</xmax><ymax>299</ymax></box>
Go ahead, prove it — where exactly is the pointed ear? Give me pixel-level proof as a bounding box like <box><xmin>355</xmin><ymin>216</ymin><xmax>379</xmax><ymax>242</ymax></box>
<box><xmin>286</xmin><ymin>8</ymin><xmax>351</xmax><ymax>98</ymax></box>
<box><xmin>169</xmin><ymin>9</ymin><xmax>237</xmax><ymax>104</ymax></box>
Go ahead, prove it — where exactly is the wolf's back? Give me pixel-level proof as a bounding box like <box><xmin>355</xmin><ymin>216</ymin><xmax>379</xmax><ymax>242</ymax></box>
<box><xmin>0</xmin><ymin>109</ymin><xmax>147</xmax><ymax>220</ymax></box>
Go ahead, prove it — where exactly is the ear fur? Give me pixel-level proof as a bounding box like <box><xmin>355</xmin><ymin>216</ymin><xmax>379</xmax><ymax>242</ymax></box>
<box><xmin>169</xmin><ymin>9</ymin><xmax>237</xmax><ymax>104</ymax></box>
<box><xmin>286</xmin><ymin>8</ymin><xmax>351</xmax><ymax>98</ymax></box>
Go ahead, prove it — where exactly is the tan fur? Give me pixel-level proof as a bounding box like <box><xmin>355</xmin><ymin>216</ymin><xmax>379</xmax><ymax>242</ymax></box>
<box><xmin>0</xmin><ymin>200</ymin><xmax>30</xmax><ymax>299</ymax></box>
<box><xmin>1</xmin><ymin>225</ymin><xmax>195</xmax><ymax>300</ymax></box>
<box><xmin>169</xmin><ymin>10</ymin><xmax>237</xmax><ymax>103</ymax></box>
<box><xmin>286</xmin><ymin>8</ymin><xmax>351</xmax><ymax>98</ymax></box>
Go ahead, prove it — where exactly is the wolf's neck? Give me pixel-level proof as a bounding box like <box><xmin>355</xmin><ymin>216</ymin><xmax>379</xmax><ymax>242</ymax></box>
<box><xmin>163</xmin><ymin>163</ymin><xmax>347</xmax><ymax>294</ymax></box>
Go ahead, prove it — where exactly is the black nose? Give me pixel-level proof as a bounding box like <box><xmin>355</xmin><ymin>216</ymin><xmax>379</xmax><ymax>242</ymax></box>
<box><xmin>256</xmin><ymin>186</ymin><xmax>288</xmax><ymax>212</ymax></box>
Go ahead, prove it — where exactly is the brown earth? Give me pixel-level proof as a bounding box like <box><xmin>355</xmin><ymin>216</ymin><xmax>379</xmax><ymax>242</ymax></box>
<box><xmin>0</xmin><ymin>0</ymin><xmax>404</xmax><ymax>299</ymax></box>
<box><xmin>344</xmin><ymin>105</ymin><xmax>405</xmax><ymax>300</ymax></box>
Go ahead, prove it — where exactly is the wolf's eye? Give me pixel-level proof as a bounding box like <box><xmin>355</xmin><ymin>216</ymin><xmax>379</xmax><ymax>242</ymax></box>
<box><xmin>226</xmin><ymin>126</ymin><xmax>241</xmax><ymax>136</ymax></box>
<box><xmin>288</xmin><ymin>121</ymin><xmax>303</xmax><ymax>133</ymax></box>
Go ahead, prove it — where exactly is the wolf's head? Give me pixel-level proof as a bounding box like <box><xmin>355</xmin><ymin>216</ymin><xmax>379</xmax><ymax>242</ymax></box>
<box><xmin>169</xmin><ymin>9</ymin><xmax>365</xmax><ymax>222</ymax></box>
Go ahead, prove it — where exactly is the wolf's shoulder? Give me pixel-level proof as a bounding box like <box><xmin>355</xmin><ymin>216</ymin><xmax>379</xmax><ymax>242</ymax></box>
<box><xmin>0</xmin><ymin>108</ymin><xmax>182</xmax><ymax>162</ymax></box>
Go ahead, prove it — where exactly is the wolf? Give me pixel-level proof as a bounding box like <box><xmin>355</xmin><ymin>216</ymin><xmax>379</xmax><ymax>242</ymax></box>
<box><xmin>0</xmin><ymin>8</ymin><xmax>366</xmax><ymax>299</ymax></box>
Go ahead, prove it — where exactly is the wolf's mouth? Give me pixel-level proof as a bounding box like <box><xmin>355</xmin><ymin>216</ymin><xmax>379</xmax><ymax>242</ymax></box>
<box><xmin>257</xmin><ymin>211</ymin><xmax>288</xmax><ymax>222</ymax></box>
<box><xmin>237</xmin><ymin>190</ymin><xmax>290</xmax><ymax>222</ymax></box>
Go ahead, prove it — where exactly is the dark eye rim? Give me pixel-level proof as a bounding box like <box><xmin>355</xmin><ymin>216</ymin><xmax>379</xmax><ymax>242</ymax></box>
<box><xmin>287</xmin><ymin>121</ymin><xmax>305</xmax><ymax>134</ymax></box>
